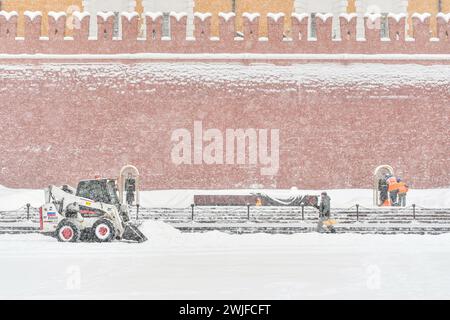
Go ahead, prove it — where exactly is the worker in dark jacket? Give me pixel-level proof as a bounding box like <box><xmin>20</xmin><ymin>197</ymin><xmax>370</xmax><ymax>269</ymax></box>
<box><xmin>125</xmin><ymin>173</ymin><xmax>136</xmax><ymax>206</ymax></box>
<box><xmin>378</xmin><ymin>177</ymin><xmax>388</xmax><ymax>206</ymax></box>
<box><xmin>315</xmin><ymin>192</ymin><xmax>333</xmax><ymax>233</ymax></box>
<box><xmin>318</xmin><ymin>192</ymin><xmax>331</xmax><ymax>218</ymax></box>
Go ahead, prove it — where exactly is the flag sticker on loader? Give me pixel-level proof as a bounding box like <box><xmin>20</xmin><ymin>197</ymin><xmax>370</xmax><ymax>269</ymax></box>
<box><xmin>47</xmin><ymin>211</ymin><xmax>57</xmax><ymax>219</ymax></box>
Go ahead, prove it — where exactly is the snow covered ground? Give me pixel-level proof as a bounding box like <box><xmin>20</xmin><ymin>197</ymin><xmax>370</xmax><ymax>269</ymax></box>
<box><xmin>1</xmin><ymin>185</ymin><xmax>449</xmax><ymax>211</ymax></box>
<box><xmin>1</xmin><ymin>221</ymin><xmax>450</xmax><ymax>300</ymax></box>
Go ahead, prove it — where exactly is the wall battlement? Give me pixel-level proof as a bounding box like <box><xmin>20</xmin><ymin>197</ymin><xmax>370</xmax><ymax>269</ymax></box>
<box><xmin>0</xmin><ymin>11</ymin><xmax>449</xmax><ymax>54</ymax></box>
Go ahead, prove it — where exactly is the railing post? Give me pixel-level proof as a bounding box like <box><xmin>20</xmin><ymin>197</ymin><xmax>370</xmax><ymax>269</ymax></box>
<box><xmin>356</xmin><ymin>204</ymin><xmax>359</xmax><ymax>221</ymax></box>
<box><xmin>26</xmin><ymin>203</ymin><xmax>30</xmax><ymax>220</ymax></box>
<box><xmin>191</xmin><ymin>204</ymin><xmax>195</xmax><ymax>222</ymax></box>
<box><xmin>247</xmin><ymin>203</ymin><xmax>250</xmax><ymax>221</ymax></box>
<box><xmin>301</xmin><ymin>204</ymin><xmax>305</xmax><ymax>221</ymax></box>
<box><xmin>136</xmin><ymin>204</ymin><xmax>140</xmax><ymax>220</ymax></box>
<box><xmin>412</xmin><ymin>204</ymin><xmax>416</xmax><ymax>220</ymax></box>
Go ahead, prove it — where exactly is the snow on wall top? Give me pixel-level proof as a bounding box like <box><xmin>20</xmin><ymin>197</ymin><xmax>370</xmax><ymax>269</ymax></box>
<box><xmin>144</xmin><ymin>11</ymin><xmax>163</xmax><ymax>21</ymax></box>
<box><xmin>412</xmin><ymin>13</ymin><xmax>431</xmax><ymax>23</ymax></box>
<box><xmin>437</xmin><ymin>12</ymin><xmax>450</xmax><ymax>23</ymax></box>
<box><xmin>242</xmin><ymin>12</ymin><xmax>260</xmax><ymax>22</ymax></box>
<box><xmin>387</xmin><ymin>13</ymin><xmax>407</xmax><ymax>22</ymax></box>
<box><xmin>0</xmin><ymin>10</ymin><xmax>18</xmax><ymax>20</ymax></box>
<box><xmin>72</xmin><ymin>11</ymin><xmax>90</xmax><ymax>21</ymax></box>
<box><xmin>218</xmin><ymin>12</ymin><xmax>235</xmax><ymax>22</ymax></box>
<box><xmin>169</xmin><ymin>12</ymin><xmax>188</xmax><ymax>22</ymax></box>
<box><xmin>48</xmin><ymin>11</ymin><xmax>67</xmax><ymax>21</ymax></box>
<box><xmin>339</xmin><ymin>13</ymin><xmax>357</xmax><ymax>22</ymax></box>
<box><xmin>194</xmin><ymin>12</ymin><xmax>212</xmax><ymax>22</ymax></box>
<box><xmin>0</xmin><ymin>11</ymin><xmax>447</xmax><ymax>55</ymax></box>
<box><xmin>23</xmin><ymin>11</ymin><xmax>42</xmax><ymax>21</ymax></box>
<box><xmin>292</xmin><ymin>13</ymin><xmax>309</xmax><ymax>22</ymax></box>
<box><xmin>267</xmin><ymin>12</ymin><xmax>285</xmax><ymax>23</ymax></box>
<box><xmin>1</xmin><ymin>62</ymin><xmax>449</xmax><ymax>90</ymax></box>
<box><xmin>364</xmin><ymin>13</ymin><xmax>382</xmax><ymax>22</ymax></box>
<box><xmin>121</xmin><ymin>11</ymin><xmax>139</xmax><ymax>21</ymax></box>
<box><xmin>316</xmin><ymin>13</ymin><xmax>333</xmax><ymax>22</ymax></box>
<box><xmin>97</xmin><ymin>11</ymin><xmax>115</xmax><ymax>21</ymax></box>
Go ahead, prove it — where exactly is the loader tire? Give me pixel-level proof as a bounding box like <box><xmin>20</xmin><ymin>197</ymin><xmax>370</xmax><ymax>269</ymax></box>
<box><xmin>56</xmin><ymin>220</ymin><xmax>81</xmax><ymax>243</ymax></box>
<box><xmin>92</xmin><ymin>219</ymin><xmax>115</xmax><ymax>242</ymax></box>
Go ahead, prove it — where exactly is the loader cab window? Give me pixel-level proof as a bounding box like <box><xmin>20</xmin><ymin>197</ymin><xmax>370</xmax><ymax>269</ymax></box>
<box><xmin>76</xmin><ymin>180</ymin><xmax>118</xmax><ymax>205</ymax></box>
<box><xmin>106</xmin><ymin>180</ymin><xmax>120</xmax><ymax>206</ymax></box>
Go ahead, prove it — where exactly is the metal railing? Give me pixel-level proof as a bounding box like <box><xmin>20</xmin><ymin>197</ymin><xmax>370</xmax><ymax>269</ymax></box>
<box><xmin>1</xmin><ymin>203</ymin><xmax>450</xmax><ymax>235</ymax></box>
<box><xmin>1</xmin><ymin>203</ymin><xmax>450</xmax><ymax>225</ymax></box>
<box><xmin>132</xmin><ymin>204</ymin><xmax>450</xmax><ymax>224</ymax></box>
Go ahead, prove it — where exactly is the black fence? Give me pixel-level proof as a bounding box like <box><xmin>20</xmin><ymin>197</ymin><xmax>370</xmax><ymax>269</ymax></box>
<box><xmin>1</xmin><ymin>203</ymin><xmax>450</xmax><ymax>235</ymax></box>
<box><xmin>1</xmin><ymin>203</ymin><xmax>450</xmax><ymax>225</ymax></box>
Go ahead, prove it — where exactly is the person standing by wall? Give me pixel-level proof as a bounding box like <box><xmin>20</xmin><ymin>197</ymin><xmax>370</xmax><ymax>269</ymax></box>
<box><xmin>397</xmin><ymin>178</ymin><xmax>409</xmax><ymax>207</ymax></box>
<box><xmin>378</xmin><ymin>175</ymin><xmax>389</xmax><ymax>206</ymax></box>
<box><xmin>125</xmin><ymin>173</ymin><xmax>136</xmax><ymax>206</ymax></box>
<box><xmin>386</xmin><ymin>174</ymin><xmax>399</xmax><ymax>206</ymax></box>
<box><xmin>318</xmin><ymin>192</ymin><xmax>331</xmax><ymax>218</ymax></box>
<box><xmin>315</xmin><ymin>192</ymin><xmax>335</xmax><ymax>233</ymax></box>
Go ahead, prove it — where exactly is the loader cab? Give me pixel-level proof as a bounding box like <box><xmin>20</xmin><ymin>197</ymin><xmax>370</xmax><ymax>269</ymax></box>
<box><xmin>76</xmin><ymin>179</ymin><xmax>120</xmax><ymax>206</ymax></box>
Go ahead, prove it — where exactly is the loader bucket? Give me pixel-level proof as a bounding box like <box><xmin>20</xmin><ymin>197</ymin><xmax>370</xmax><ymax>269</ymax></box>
<box><xmin>122</xmin><ymin>223</ymin><xmax>148</xmax><ymax>243</ymax></box>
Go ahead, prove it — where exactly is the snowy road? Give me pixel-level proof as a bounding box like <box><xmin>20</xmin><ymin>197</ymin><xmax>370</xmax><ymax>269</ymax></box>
<box><xmin>1</xmin><ymin>221</ymin><xmax>450</xmax><ymax>300</ymax></box>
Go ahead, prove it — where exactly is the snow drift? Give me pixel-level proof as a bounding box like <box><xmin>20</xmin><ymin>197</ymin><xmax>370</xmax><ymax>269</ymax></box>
<box><xmin>0</xmin><ymin>185</ymin><xmax>449</xmax><ymax>211</ymax></box>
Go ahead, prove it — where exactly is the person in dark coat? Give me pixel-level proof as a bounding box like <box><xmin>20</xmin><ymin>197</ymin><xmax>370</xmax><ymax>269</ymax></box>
<box><xmin>318</xmin><ymin>192</ymin><xmax>331</xmax><ymax>219</ymax></box>
<box><xmin>315</xmin><ymin>192</ymin><xmax>334</xmax><ymax>233</ymax></box>
<box><xmin>378</xmin><ymin>177</ymin><xmax>388</xmax><ymax>205</ymax></box>
<box><xmin>125</xmin><ymin>173</ymin><xmax>136</xmax><ymax>206</ymax></box>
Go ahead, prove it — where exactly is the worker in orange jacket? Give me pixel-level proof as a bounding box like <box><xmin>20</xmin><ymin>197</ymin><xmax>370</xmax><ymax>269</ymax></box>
<box><xmin>397</xmin><ymin>178</ymin><xmax>409</xmax><ymax>207</ymax></box>
<box><xmin>386</xmin><ymin>175</ymin><xmax>399</xmax><ymax>206</ymax></box>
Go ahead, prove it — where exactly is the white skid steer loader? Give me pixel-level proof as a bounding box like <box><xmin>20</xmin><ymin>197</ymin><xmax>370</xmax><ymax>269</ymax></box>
<box><xmin>39</xmin><ymin>176</ymin><xmax>147</xmax><ymax>243</ymax></box>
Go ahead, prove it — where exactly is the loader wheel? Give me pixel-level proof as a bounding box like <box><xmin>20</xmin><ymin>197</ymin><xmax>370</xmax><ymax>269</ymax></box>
<box><xmin>56</xmin><ymin>220</ymin><xmax>80</xmax><ymax>243</ymax></box>
<box><xmin>92</xmin><ymin>219</ymin><xmax>115</xmax><ymax>242</ymax></box>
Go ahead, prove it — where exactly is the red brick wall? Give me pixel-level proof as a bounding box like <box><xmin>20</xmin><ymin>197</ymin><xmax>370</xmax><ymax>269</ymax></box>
<box><xmin>0</xmin><ymin>12</ymin><xmax>449</xmax><ymax>190</ymax></box>
<box><xmin>0</xmin><ymin>61</ymin><xmax>448</xmax><ymax>190</ymax></box>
